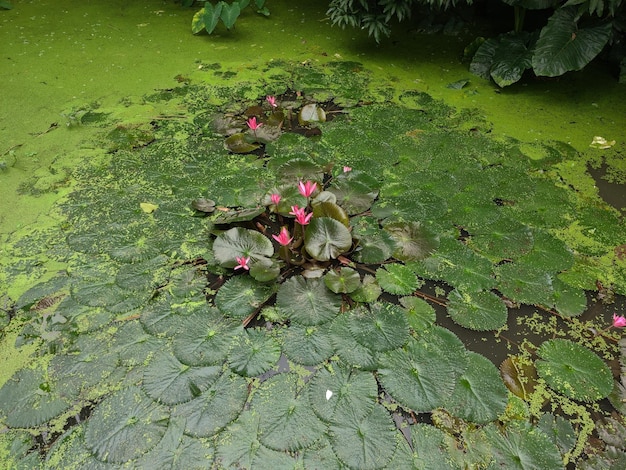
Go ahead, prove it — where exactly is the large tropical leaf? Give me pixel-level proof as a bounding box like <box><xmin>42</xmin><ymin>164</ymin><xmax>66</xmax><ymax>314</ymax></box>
<box><xmin>532</xmin><ymin>7</ymin><xmax>612</xmax><ymax>77</ymax></box>
<box><xmin>220</xmin><ymin>1</ymin><xmax>241</xmax><ymax>30</ymax></box>
<box><xmin>304</xmin><ymin>217</ymin><xmax>353</xmax><ymax>261</ymax></box>
<box><xmin>490</xmin><ymin>33</ymin><xmax>534</xmax><ymax>87</ymax></box>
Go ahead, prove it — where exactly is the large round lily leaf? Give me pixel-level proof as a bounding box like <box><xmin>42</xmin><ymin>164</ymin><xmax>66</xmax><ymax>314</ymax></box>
<box><xmin>276</xmin><ymin>276</ymin><xmax>341</xmax><ymax>325</ymax></box>
<box><xmin>224</xmin><ymin>133</ymin><xmax>261</xmax><ymax>153</ymax></box>
<box><xmin>347</xmin><ymin>302</ymin><xmax>409</xmax><ymax>352</ymax></box>
<box><xmin>324</xmin><ymin>267</ymin><xmax>361</xmax><ymax>294</ymax></box>
<box><xmin>304</xmin><ymin>217</ymin><xmax>353</xmax><ymax>262</ymax></box>
<box><xmin>213</xmin><ymin>227</ymin><xmax>274</xmax><ymax>268</ymax></box>
<box><xmin>312</xmin><ymin>201</ymin><xmax>350</xmax><ymax>227</ymax></box>
<box><xmin>385</xmin><ymin>221</ymin><xmax>440</xmax><ymax>262</ymax></box>
<box><xmin>375</xmin><ymin>264</ymin><xmax>418</xmax><ymax>295</ymax></box>
<box><xmin>0</xmin><ymin>368</ymin><xmax>71</xmax><ymax>428</ymax></box>
<box><xmin>212</xmin><ymin>207</ymin><xmax>265</xmax><ymax>225</ymax></box>
<box><xmin>143</xmin><ymin>350</ymin><xmax>222</xmax><ymax>405</ymax></box>
<box><xmin>214</xmin><ymin>409</ymin><xmax>262</xmax><ymax>469</ymax></box>
<box><xmin>552</xmin><ymin>277</ymin><xmax>586</xmax><ymax>317</ymax></box>
<box><xmin>133</xmin><ymin>418</ymin><xmax>215</xmax><ymax>469</ymax></box>
<box><xmin>391</xmin><ymin>423</ymin><xmax>457</xmax><ymax>469</ymax></box>
<box><xmin>532</xmin><ymin>7</ymin><xmax>612</xmax><ymax>77</ymax></box>
<box><xmin>253</xmin><ymin>373</ymin><xmax>327</xmax><ymax>452</ymax></box>
<box><xmin>536</xmin><ymin>338</ymin><xmax>613</xmax><ymax>402</ymax></box>
<box><xmin>215</xmin><ymin>276</ymin><xmax>274</xmax><ymax>319</ymax></box>
<box><xmin>85</xmin><ymin>386</ymin><xmax>169</xmax><ymax>464</ymax></box>
<box><xmin>228</xmin><ymin>328</ymin><xmax>281</xmax><ymax>377</ymax></box>
<box><xmin>481</xmin><ymin>422</ymin><xmax>564</xmax><ymax>470</ymax></box>
<box><xmin>446</xmin><ymin>288</ymin><xmax>508</xmax><ymax>331</ymax></box>
<box><xmin>172</xmin><ymin>371</ymin><xmax>248</xmax><ymax>438</ymax></box>
<box><xmin>281</xmin><ymin>323</ymin><xmax>335</xmax><ymax>366</ymax></box>
<box><xmin>349</xmin><ymin>274</ymin><xmax>382</xmax><ymax>303</ymax></box>
<box><xmin>500</xmin><ymin>355</ymin><xmax>538</xmax><ymax>400</ymax></box>
<box><xmin>378</xmin><ymin>326</ymin><xmax>468</xmax><ymax>412</ymax></box>
<box><xmin>328</xmin><ymin>179</ymin><xmax>378</xmax><ymax>214</ymax></box>
<box><xmin>308</xmin><ymin>362</ymin><xmax>378</xmax><ymax>423</ymax></box>
<box><xmin>352</xmin><ymin>224</ymin><xmax>397</xmax><ymax>264</ymax></box>
<box><xmin>519</xmin><ymin>230</ymin><xmax>573</xmax><ymax>272</ymax></box>
<box><xmin>328</xmin><ymin>403</ymin><xmax>397</xmax><ymax>470</ymax></box>
<box><xmin>496</xmin><ymin>262</ymin><xmax>554</xmax><ymax>307</ymax></box>
<box><xmin>469</xmin><ymin>217</ymin><xmax>534</xmax><ymax>260</ymax></box>
<box><xmin>172</xmin><ymin>309</ymin><xmax>243</xmax><ymax>366</ymax></box>
<box><xmin>330</xmin><ymin>314</ymin><xmax>379</xmax><ymax>370</ymax></box>
<box><xmin>448</xmin><ymin>352</ymin><xmax>508</xmax><ymax>424</ymax></box>
<box><xmin>275</xmin><ymin>159</ymin><xmax>323</xmax><ymax>184</ymax></box>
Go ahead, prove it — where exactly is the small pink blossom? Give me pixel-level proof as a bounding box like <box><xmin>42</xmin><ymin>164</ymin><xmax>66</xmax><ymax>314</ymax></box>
<box><xmin>289</xmin><ymin>205</ymin><xmax>313</xmax><ymax>225</ymax></box>
<box><xmin>272</xmin><ymin>227</ymin><xmax>293</xmax><ymax>246</ymax></box>
<box><xmin>266</xmin><ymin>95</ymin><xmax>278</xmax><ymax>108</ymax></box>
<box><xmin>270</xmin><ymin>193</ymin><xmax>281</xmax><ymax>205</ymax></box>
<box><xmin>234</xmin><ymin>256</ymin><xmax>250</xmax><ymax>271</ymax></box>
<box><xmin>343</xmin><ymin>166</ymin><xmax>352</xmax><ymax>173</ymax></box>
<box><xmin>246</xmin><ymin>117</ymin><xmax>262</xmax><ymax>131</ymax></box>
<box><xmin>613</xmin><ymin>314</ymin><xmax>626</xmax><ymax>328</ymax></box>
<box><xmin>298</xmin><ymin>180</ymin><xmax>317</xmax><ymax>198</ymax></box>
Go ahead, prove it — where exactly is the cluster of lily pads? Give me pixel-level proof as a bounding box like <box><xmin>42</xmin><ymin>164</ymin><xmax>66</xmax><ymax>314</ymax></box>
<box><xmin>0</xmin><ymin>61</ymin><xmax>625</xmax><ymax>468</ymax></box>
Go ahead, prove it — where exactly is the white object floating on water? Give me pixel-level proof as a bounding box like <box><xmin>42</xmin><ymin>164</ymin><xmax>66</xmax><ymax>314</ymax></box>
<box><xmin>325</xmin><ymin>390</ymin><xmax>333</xmax><ymax>401</ymax></box>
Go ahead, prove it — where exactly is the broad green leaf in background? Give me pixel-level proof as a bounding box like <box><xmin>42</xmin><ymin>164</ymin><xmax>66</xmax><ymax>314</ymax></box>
<box><xmin>220</xmin><ymin>1</ymin><xmax>241</xmax><ymax>30</ymax></box>
<box><xmin>203</xmin><ymin>2</ymin><xmax>224</xmax><ymax>34</ymax></box>
<box><xmin>532</xmin><ymin>7</ymin><xmax>612</xmax><ymax>77</ymax></box>
<box><xmin>489</xmin><ymin>32</ymin><xmax>534</xmax><ymax>87</ymax></box>
<box><xmin>536</xmin><ymin>338</ymin><xmax>613</xmax><ymax>402</ymax></box>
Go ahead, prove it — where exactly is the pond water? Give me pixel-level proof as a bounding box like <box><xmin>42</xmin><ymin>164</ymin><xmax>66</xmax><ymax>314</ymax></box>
<box><xmin>1</xmin><ymin>1</ymin><xmax>625</xmax><ymax>468</ymax></box>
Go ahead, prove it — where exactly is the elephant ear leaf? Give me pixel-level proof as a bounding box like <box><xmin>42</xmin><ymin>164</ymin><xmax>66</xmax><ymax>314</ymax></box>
<box><xmin>532</xmin><ymin>7</ymin><xmax>612</xmax><ymax>77</ymax></box>
<box><xmin>490</xmin><ymin>33</ymin><xmax>535</xmax><ymax>87</ymax></box>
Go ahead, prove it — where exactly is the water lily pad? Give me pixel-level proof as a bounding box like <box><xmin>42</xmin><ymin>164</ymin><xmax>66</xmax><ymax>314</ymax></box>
<box><xmin>172</xmin><ymin>371</ymin><xmax>248</xmax><ymax>438</ymax></box>
<box><xmin>215</xmin><ymin>276</ymin><xmax>274</xmax><ymax>319</ymax></box>
<box><xmin>213</xmin><ymin>227</ymin><xmax>274</xmax><ymax>268</ymax></box>
<box><xmin>304</xmin><ymin>217</ymin><xmax>353</xmax><ymax>261</ymax></box>
<box><xmin>391</xmin><ymin>423</ymin><xmax>457</xmax><ymax>469</ymax></box>
<box><xmin>347</xmin><ymin>302</ymin><xmax>409</xmax><ymax>352</ymax></box>
<box><xmin>214</xmin><ymin>409</ymin><xmax>262</xmax><ymax>469</ymax></box>
<box><xmin>385</xmin><ymin>221</ymin><xmax>440</xmax><ymax>261</ymax></box>
<box><xmin>536</xmin><ymin>338</ymin><xmax>613</xmax><ymax>402</ymax></box>
<box><xmin>330</xmin><ymin>314</ymin><xmax>379</xmax><ymax>370</ymax></box>
<box><xmin>376</xmin><ymin>264</ymin><xmax>418</xmax><ymax>295</ymax></box>
<box><xmin>446</xmin><ymin>288</ymin><xmax>508</xmax><ymax>331</ymax></box>
<box><xmin>308</xmin><ymin>362</ymin><xmax>378</xmax><ymax>423</ymax></box>
<box><xmin>143</xmin><ymin>350</ymin><xmax>222</xmax><ymax>405</ymax></box>
<box><xmin>281</xmin><ymin>323</ymin><xmax>335</xmax><ymax>366</ymax></box>
<box><xmin>496</xmin><ymin>262</ymin><xmax>554</xmax><ymax>307</ymax></box>
<box><xmin>276</xmin><ymin>276</ymin><xmax>341</xmax><ymax>325</ymax></box>
<box><xmin>448</xmin><ymin>351</ymin><xmax>508</xmax><ymax>424</ymax></box>
<box><xmin>324</xmin><ymin>267</ymin><xmax>361</xmax><ymax>294</ymax></box>
<box><xmin>352</xmin><ymin>220</ymin><xmax>397</xmax><ymax>264</ymax></box>
<box><xmin>312</xmin><ymin>200</ymin><xmax>350</xmax><ymax>227</ymax></box>
<box><xmin>253</xmin><ymin>373</ymin><xmax>327</xmax><ymax>452</ymax></box>
<box><xmin>500</xmin><ymin>355</ymin><xmax>538</xmax><ymax>400</ymax></box>
<box><xmin>328</xmin><ymin>179</ymin><xmax>378</xmax><ymax>214</ymax></box>
<box><xmin>212</xmin><ymin>207</ymin><xmax>265</xmax><ymax>225</ymax></box>
<box><xmin>400</xmin><ymin>296</ymin><xmax>436</xmax><ymax>331</ymax></box>
<box><xmin>349</xmin><ymin>274</ymin><xmax>382</xmax><ymax>303</ymax></box>
<box><xmin>469</xmin><ymin>217</ymin><xmax>534</xmax><ymax>260</ymax></box>
<box><xmin>551</xmin><ymin>277</ymin><xmax>586</xmax><ymax>317</ymax></box>
<box><xmin>224</xmin><ymin>133</ymin><xmax>261</xmax><ymax>153</ymax></box>
<box><xmin>172</xmin><ymin>308</ymin><xmax>243</xmax><ymax>366</ymax></box>
<box><xmin>480</xmin><ymin>422</ymin><xmax>564</xmax><ymax>470</ymax></box>
<box><xmin>228</xmin><ymin>328</ymin><xmax>281</xmax><ymax>377</ymax></box>
<box><xmin>537</xmin><ymin>413</ymin><xmax>576</xmax><ymax>456</ymax></box>
<box><xmin>378</xmin><ymin>326</ymin><xmax>468</xmax><ymax>412</ymax></box>
<box><xmin>0</xmin><ymin>368</ymin><xmax>71</xmax><ymax>428</ymax></box>
<box><xmin>85</xmin><ymin>386</ymin><xmax>169</xmax><ymax>464</ymax></box>
<box><xmin>328</xmin><ymin>403</ymin><xmax>397</xmax><ymax>470</ymax></box>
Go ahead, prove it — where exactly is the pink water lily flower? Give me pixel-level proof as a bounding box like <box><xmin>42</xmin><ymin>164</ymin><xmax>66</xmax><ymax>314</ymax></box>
<box><xmin>246</xmin><ymin>117</ymin><xmax>262</xmax><ymax>130</ymax></box>
<box><xmin>272</xmin><ymin>227</ymin><xmax>293</xmax><ymax>246</ymax></box>
<box><xmin>613</xmin><ymin>314</ymin><xmax>626</xmax><ymax>328</ymax></box>
<box><xmin>298</xmin><ymin>180</ymin><xmax>317</xmax><ymax>198</ymax></box>
<box><xmin>343</xmin><ymin>166</ymin><xmax>352</xmax><ymax>173</ymax></box>
<box><xmin>234</xmin><ymin>256</ymin><xmax>250</xmax><ymax>271</ymax></box>
<box><xmin>289</xmin><ymin>205</ymin><xmax>313</xmax><ymax>225</ymax></box>
<box><xmin>266</xmin><ymin>95</ymin><xmax>278</xmax><ymax>108</ymax></box>
<box><xmin>270</xmin><ymin>193</ymin><xmax>281</xmax><ymax>205</ymax></box>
